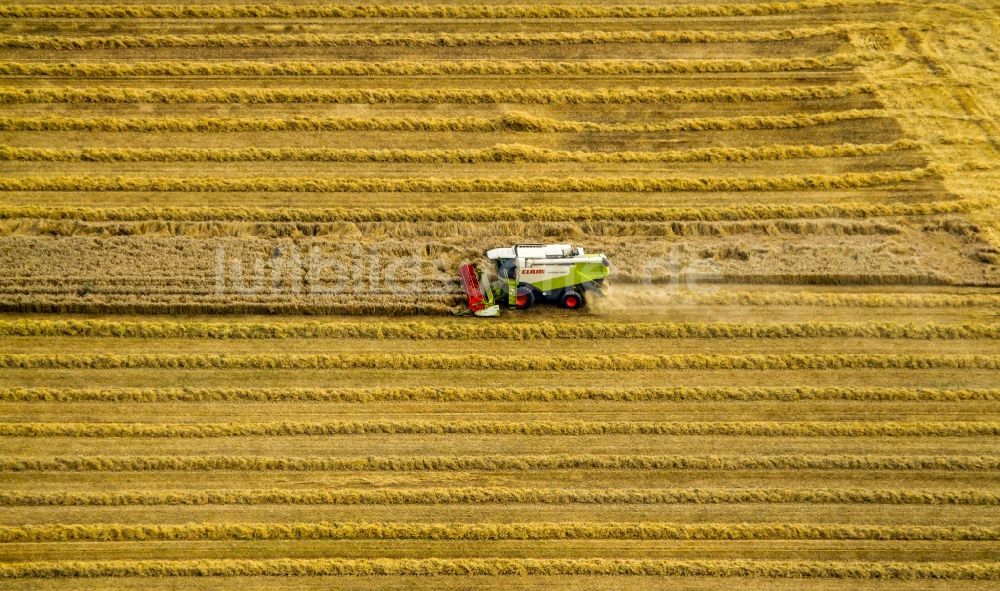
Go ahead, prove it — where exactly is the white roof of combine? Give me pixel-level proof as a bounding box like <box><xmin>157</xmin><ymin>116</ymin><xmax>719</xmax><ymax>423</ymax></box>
<box><xmin>486</xmin><ymin>247</ymin><xmax>516</xmax><ymax>260</ymax></box>
<box><xmin>487</xmin><ymin>244</ymin><xmax>580</xmax><ymax>260</ymax></box>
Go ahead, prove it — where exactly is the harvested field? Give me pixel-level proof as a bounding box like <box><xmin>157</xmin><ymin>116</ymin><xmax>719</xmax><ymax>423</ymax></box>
<box><xmin>0</xmin><ymin>0</ymin><xmax>998</xmax><ymax>589</ymax></box>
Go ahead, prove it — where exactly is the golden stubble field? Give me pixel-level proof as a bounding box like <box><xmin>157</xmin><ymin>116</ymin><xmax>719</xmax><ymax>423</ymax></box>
<box><xmin>0</xmin><ymin>0</ymin><xmax>998</xmax><ymax>589</ymax></box>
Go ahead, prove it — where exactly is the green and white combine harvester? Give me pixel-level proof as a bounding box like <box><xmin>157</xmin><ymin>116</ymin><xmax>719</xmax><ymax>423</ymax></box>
<box><xmin>458</xmin><ymin>244</ymin><xmax>611</xmax><ymax>316</ymax></box>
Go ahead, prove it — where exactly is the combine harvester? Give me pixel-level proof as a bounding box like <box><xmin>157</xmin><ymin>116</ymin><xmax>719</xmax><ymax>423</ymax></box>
<box><xmin>459</xmin><ymin>244</ymin><xmax>611</xmax><ymax>316</ymax></box>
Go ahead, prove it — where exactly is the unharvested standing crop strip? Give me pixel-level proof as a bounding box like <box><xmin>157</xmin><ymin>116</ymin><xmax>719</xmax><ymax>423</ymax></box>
<box><xmin>0</xmin><ymin>142</ymin><xmax>919</xmax><ymax>164</ymax></box>
<box><xmin>0</xmin><ymin>110</ymin><xmax>888</xmax><ymax>133</ymax></box>
<box><xmin>0</xmin><ymin>169</ymin><xmax>929</xmax><ymax>193</ymax></box>
<box><xmin>0</xmin><ymin>200</ymin><xmax>985</xmax><ymax>224</ymax></box>
<box><xmin>0</xmin><ymin>25</ymin><xmax>890</xmax><ymax>49</ymax></box>
<box><xmin>0</xmin><ymin>352</ymin><xmax>993</xmax><ymax>371</ymax></box>
<box><xmin>2</xmin><ymin>522</ymin><xmax>995</xmax><ymax>543</ymax></box>
<box><xmin>2</xmin><ymin>421</ymin><xmax>996</xmax><ymax>437</ymax></box>
<box><xmin>2</xmin><ymin>386</ymin><xmax>997</xmax><ymax>403</ymax></box>
<box><xmin>0</xmin><ymin>84</ymin><xmax>876</xmax><ymax>105</ymax></box>
<box><xmin>3</xmin><ymin>455</ymin><xmax>994</xmax><ymax>472</ymax></box>
<box><xmin>0</xmin><ymin>319</ymin><xmax>990</xmax><ymax>339</ymax></box>
<box><xmin>0</xmin><ymin>217</ymin><xmax>912</xmax><ymax>240</ymax></box>
<box><xmin>0</xmin><ymin>296</ymin><xmax>455</xmax><ymax>316</ymax></box>
<box><xmin>0</xmin><ymin>558</ymin><xmax>995</xmax><ymax>579</ymax></box>
<box><xmin>1</xmin><ymin>487</ymin><xmax>994</xmax><ymax>507</ymax></box>
<box><xmin>673</xmin><ymin>290</ymin><xmax>1000</xmax><ymax>307</ymax></box>
<box><xmin>0</xmin><ymin>2</ymin><xmax>899</xmax><ymax>19</ymax></box>
<box><xmin>2</xmin><ymin>289</ymin><xmax>996</xmax><ymax>316</ymax></box>
<box><xmin>0</xmin><ymin>56</ymin><xmax>869</xmax><ymax>77</ymax></box>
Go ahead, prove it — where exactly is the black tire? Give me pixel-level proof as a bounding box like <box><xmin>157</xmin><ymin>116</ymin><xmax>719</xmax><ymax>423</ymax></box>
<box><xmin>560</xmin><ymin>291</ymin><xmax>584</xmax><ymax>309</ymax></box>
<box><xmin>515</xmin><ymin>285</ymin><xmax>535</xmax><ymax>309</ymax></box>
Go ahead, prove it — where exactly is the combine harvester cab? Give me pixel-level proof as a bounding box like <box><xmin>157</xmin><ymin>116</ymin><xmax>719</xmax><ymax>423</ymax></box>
<box><xmin>459</xmin><ymin>244</ymin><xmax>610</xmax><ymax>316</ymax></box>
